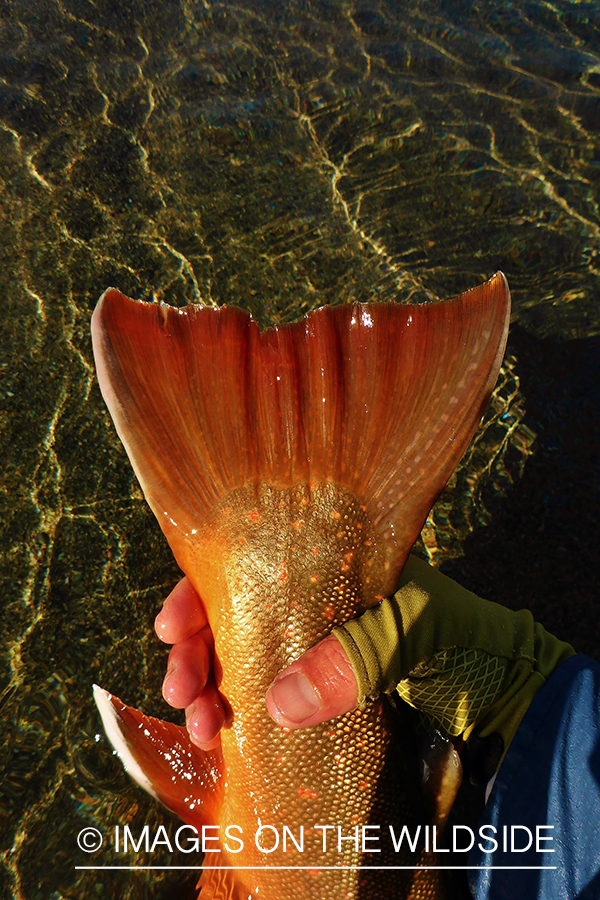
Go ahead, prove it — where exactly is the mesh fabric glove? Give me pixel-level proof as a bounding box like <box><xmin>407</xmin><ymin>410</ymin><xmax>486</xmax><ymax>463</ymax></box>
<box><xmin>333</xmin><ymin>555</ymin><xmax>575</xmax><ymax>759</ymax></box>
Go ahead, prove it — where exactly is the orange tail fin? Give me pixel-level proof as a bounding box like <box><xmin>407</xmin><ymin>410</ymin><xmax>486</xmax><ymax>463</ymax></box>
<box><xmin>93</xmin><ymin>686</ymin><xmax>223</xmax><ymax>828</ymax></box>
<box><xmin>92</xmin><ymin>274</ymin><xmax>510</xmax><ymax>592</ymax></box>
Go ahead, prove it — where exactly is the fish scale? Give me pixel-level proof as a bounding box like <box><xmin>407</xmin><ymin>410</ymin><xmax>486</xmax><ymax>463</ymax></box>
<box><xmin>91</xmin><ymin>275</ymin><xmax>510</xmax><ymax>900</ymax></box>
<box><xmin>194</xmin><ymin>482</ymin><xmax>425</xmax><ymax>897</ymax></box>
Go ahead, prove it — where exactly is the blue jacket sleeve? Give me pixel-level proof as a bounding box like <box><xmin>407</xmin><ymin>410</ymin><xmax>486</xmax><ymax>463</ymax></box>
<box><xmin>468</xmin><ymin>654</ymin><xmax>600</xmax><ymax>900</ymax></box>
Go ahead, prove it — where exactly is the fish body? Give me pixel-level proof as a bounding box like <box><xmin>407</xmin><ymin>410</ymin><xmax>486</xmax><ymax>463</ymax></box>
<box><xmin>178</xmin><ymin>481</ymin><xmax>427</xmax><ymax>898</ymax></box>
<box><xmin>92</xmin><ymin>275</ymin><xmax>510</xmax><ymax>899</ymax></box>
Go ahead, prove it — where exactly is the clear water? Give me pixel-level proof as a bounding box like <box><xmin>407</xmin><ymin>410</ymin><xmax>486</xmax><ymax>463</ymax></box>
<box><xmin>1</xmin><ymin>1</ymin><xmax>599</xmax><ymax>897</ymax></box>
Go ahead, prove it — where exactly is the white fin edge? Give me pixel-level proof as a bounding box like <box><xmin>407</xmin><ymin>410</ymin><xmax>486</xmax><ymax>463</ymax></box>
<box><xmin>93</xmin><ymin>684</ymin><xmax>159</xmax><ymax>802</ymax></box>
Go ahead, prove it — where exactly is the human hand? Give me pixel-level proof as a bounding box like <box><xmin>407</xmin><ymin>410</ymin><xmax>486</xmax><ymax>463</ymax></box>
<box><xmin>265</xmin><ymin>635</ymin><xmax>358</xmax><ymax>728</ymax></box>
<box><xmin>156</xmin><ymin>578</ymin><xmax>359</xmax><ymax>744</ymax></box>
<box><xmin>158</xmin><ymin>555</ymin><xmax>574</xmax><ymax>760</ymax></box>
<box><xmin>154</xmin><ymin>577</ymin><xmax>227</xmax><ymax>749</ymax></box>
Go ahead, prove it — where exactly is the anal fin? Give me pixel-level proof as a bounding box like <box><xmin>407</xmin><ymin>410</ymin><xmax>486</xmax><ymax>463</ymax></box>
<box><xmin>196</xmin><ymin>866</ymin><xmax>255</xmax><ymax>900</ymax></box>
<box><xmin>93</xmin><ymin>685</ymin><xmax>223</xmax><ymax>828</ymax></box>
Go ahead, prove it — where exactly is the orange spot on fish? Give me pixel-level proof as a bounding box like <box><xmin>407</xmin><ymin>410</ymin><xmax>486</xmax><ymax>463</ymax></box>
<box><xmin>278</xmin><ymin>563</ymin><xmax>288</xmax><ymax>583</ymax></box>
<box><xmin>284</xmin><ymin>625</ymin><xmax>294</xmax><ymax>639</ymax></box>
<box><xmin>331</xmin><ymin>509</ymin><xmax>341</xmax><ymax>520</ymax></box>
<box><xmin>247</xmin><ymin>510</ymin><xmax>260</xmax><ymax>522</ymax></box>
<box><xmin>323</xmin><ymin>604</ymin><xmax>335</xmax><ymax>621</ymax></box>
<box><xmin>306</xmin><ymin>868</ymin><xmax>321</xmax><ymax>877</ymax></box>
<box><xmin>298</xmin><ymin>786</ymin><xmax>319</xmax><ymax>800</ymax></box>
<box><xmin>360</xmin><ymin>780</ymin><xmax>370</xmax><ymax>791</ymax></box>
<box><xmin>310</xmin><ymin>574</ymin><xmax>319</xmax><ymax>583</ymax></box>
<box><xmin>340</xmin><ymin>561</ymin><xmax>350</xmax><ymax>573</ymax></box>
<box><xmin>311</xmin><ymin>547</ymin><xmax>319</xmax><ymax>557</ymax></box>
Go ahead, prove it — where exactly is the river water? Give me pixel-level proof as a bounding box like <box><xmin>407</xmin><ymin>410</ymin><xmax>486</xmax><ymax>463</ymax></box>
<box><xmin>1</xmin><ymin>1</ymin><xmax>599</xmax><ymax>898</ymax></box>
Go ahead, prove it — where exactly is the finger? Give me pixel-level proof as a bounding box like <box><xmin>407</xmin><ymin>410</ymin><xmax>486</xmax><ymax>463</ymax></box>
<box><xmin>185</xmin><ymin>683</ymin><xmax>227</xmax><ymax>750</ymax></box>
<box><xmin>162</xmin><ymin>627</ymin><xmax>213</xmax><ymax>709</ymax></box>
<box><xmin>265</xmin><ymin>634</ymin><xmax>358</xmax><ymax>729</ymax></box>
<box><xmin>155</xmin><ymin>576</ymin><xmax>207</xmax><ymax>644</ymax></box>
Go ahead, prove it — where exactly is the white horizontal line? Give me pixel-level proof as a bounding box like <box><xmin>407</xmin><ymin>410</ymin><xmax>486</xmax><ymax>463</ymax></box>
<box><xmin>75</xmin><ymin>866</ymin><xmax>558</xmax><ymax>871</ymax></box>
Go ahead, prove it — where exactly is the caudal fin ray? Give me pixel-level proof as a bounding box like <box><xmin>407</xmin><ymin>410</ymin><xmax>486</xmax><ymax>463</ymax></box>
<box><xmin>92</xmin><ymin>274</ymin><xmax>510</xmax><ymax>592</ymax></box>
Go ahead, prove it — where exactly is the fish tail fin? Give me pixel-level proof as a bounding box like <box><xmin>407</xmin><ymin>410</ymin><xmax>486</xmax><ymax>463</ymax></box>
<box><xmin>93</xmin><ymin>685</ymin><xmax>224</xmax><ymax>827</ymax></box>
<box><xmin>92</xmin><ymin>273</ymin><xmax>510</xmax><ymax>591</ymax></box>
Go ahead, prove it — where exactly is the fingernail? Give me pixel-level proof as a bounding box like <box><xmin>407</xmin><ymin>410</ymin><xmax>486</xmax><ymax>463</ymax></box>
<box><xmin>162</xmin><ymin>676</ymin><xmax>176</xmax><ymax>705</ymax></box>
<box><xmin>269</xmin><ymin>672</ymin><xmax>321</xmax><ymax>723</ymax></box>
<box><xmin>155</xmin><ymin>612</ymin><xmax>168</xmax><ymax>639</ymax></box>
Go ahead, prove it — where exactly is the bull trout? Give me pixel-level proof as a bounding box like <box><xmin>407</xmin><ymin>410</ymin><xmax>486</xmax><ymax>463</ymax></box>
<box><xmin>91</xmin><ymin>273</ymin><xmax>510</xmax><ymax>899</ymax></box>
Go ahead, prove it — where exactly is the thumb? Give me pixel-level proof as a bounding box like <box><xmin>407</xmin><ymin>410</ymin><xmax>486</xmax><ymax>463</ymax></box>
<box><xmin>265</xmin><ymin>634</ymin><xmax>358</xmax><ymax>729</ymax></box>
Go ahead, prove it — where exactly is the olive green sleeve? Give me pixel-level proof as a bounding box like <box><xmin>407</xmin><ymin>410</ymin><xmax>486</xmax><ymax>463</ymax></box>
<box><xmin>333</xmin><ymin>555</ymin><xmax>575</xmax><ymax>755</ymax></box>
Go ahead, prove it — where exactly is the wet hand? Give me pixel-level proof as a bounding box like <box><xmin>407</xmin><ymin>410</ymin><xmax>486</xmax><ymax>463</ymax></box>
<box><xmin>156</xmin><ymin>577</ymin><xmax>359</xmax><ymax>742</ymax></box>
<box><xmin>265</xmin><ymin>637</ymin><xmax>358</xmax><ymax>728</ymax></box>
<box><xmin>155</xmin><ymin>577</ymin><xmax>227</xmax><ymax>750</ymax></box>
